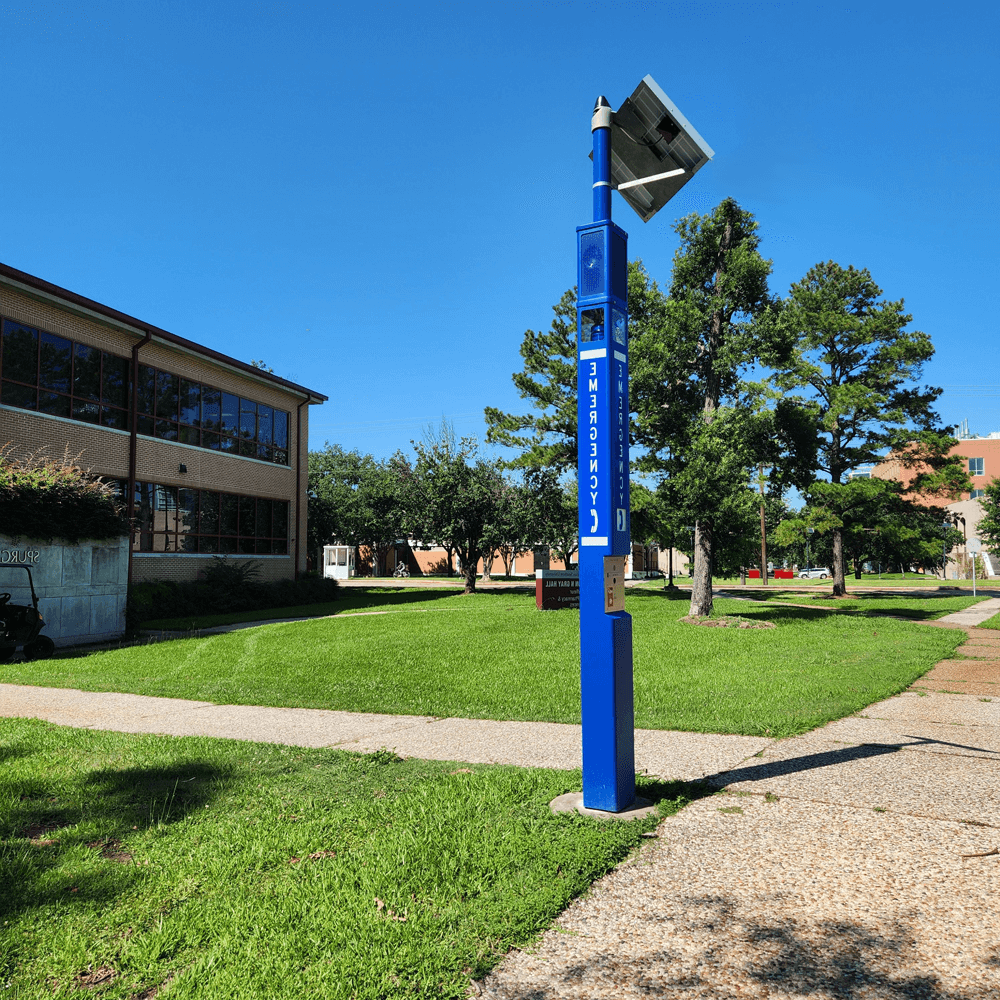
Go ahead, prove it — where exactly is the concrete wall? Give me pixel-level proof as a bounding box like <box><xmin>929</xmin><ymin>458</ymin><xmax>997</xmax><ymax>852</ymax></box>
<box><xmin>0</xmin><ymin>535</ymin><xmax>129</xmax><ymax>646</ymax></box>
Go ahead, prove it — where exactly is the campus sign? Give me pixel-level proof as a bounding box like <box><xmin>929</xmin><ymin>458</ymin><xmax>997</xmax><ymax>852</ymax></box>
<box><xmin>535</xmin><ymin>570</ymin><xmax>580</xmax><ymax>610</ymax></box>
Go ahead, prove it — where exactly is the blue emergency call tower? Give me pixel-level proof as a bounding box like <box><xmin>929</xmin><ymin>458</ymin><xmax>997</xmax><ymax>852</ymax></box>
<box><xmin>576</xmin><ymin>77</ymin><xmax>714</xmax><ymax>812</ymax></box>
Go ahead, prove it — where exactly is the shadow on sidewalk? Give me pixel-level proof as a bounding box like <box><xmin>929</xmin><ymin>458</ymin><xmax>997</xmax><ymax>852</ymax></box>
<box><xmin>516</xmin><ymin>900</ymin><xmax>987</xmax><ymax>999</ymax></box>
<box><xmin>705</xmin><ymin>735</ymin><xmax>997</xmax><ymax>789</ymax></box>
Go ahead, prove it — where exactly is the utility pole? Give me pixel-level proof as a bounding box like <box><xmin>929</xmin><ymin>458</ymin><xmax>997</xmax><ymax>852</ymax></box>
<box><xmin>757</xmin><ymin>464</ymin><xmax>768</xmax><ymax>587</ymax></box>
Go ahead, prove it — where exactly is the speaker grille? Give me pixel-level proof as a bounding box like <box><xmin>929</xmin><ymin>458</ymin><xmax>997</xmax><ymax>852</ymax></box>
<box><xmin>580</xmin><ymin>231</ymin><xmax>605</xmax><ymax>297</ymax></box>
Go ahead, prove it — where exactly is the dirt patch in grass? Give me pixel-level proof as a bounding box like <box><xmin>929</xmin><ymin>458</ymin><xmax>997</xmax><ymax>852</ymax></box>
<box><xmin>87</xmin><ymin>838</ymin><xmax>133</xmax><ymax>863</ymax></box>
<box><xmin>18</xmin><ymin>821</ymin><xmax>66</xmax><ymax>842</ymax></box>
<box><xmin>74</xmin><ymin>965</ymin><xmax>116</xmax><ymax>989</ymax></box>
<box><xmin>680</xmin><ymin>615</ymin><xmax>776</xmax><ymax>629</ymax></box>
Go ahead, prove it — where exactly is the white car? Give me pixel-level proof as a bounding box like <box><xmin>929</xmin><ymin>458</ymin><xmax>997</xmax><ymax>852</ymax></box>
<box><xmin>798</xmin><ymin>567</ymin><xmax>830</xmax><ymax>579</ymax></box>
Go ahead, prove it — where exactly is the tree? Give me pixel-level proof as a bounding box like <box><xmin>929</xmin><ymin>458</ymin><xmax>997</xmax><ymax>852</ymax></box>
<box><xmin>547</xmin><ymin>482</ymin><xmax>581</xmax><ymax>571</ymax></box>
<box><xmin>405</xmin><ymin>432</ymin><xmax>507</xmax><ymax>595</ymax></box>
<box><xmin>771</xmin><ymin>260</ymin><xmax>962</xmax><ymax>595</ymax></box>
<box><xmin>632</xmin><ymin>198</ymin><xmax>775</xmax><ymax>617</ymax></box>
<box><xmin>307</xmin><ymin>444</ymin><xmax>410</xmax><ymax>575</ymax></box>
<box><xmin>775</xmin><ymin>477</ymin><xmax>958</xmax><ymax>579</ymax></box>
<box><xmin>630</xmin><ymin>481</ymin><xmax>682</xmax><ymax>586</ymax></box>
<box><xmin>976</xmin><ymin>478</ymin><xmax>1000</xmax><ymax>556</ymax></box>
<box><xmin>712</xmin><ymin>487</ymin><xmax>791</xmax><ymax>582</ymax></box>
<box><xmin>355</xmin><ymin>455</ymin><xmax>411</xmax><ymax>576</ymax></box>
<box><xmin>489</xmin><ymin>468</ymin><xmax>564</xmax><ymax>578</ymax></box>
<box><xmin>484</xmin><ymin>289</ymin><xmax>578</xmax><ymax>474</ymax></box>
<box><xmin>307</xmin><ymin>443</ymin><xmax>370</xmax><ymax>556</ymax></box>
<box><xmin>485</xmin><ymin>262</ymin><xmax>669</xmax><ymax>474</ymax></box>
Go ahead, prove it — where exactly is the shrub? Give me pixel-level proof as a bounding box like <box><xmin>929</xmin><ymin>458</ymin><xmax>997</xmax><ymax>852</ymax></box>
<box><xmin>130</xmin><ymin>560</ymin><xmax>339</xmax><ymax>625</ymax></box>
<box><xmin>0</xmin><ymin>444</ymin><xmax>129</xmax><ymax>543</ymax></box>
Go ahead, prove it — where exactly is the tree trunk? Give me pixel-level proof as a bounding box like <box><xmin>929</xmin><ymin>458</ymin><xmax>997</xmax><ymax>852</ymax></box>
<box><xmin>499</xmin><ymin>546</ymin><xmax>514</xmax><ymax>577</ymax></box>
<box><xmin>690</xmin><ymin>215</ymin><xmax>732</xmax><ymax>615</ymax></box>
<box><xmin>667</xmin><ymin>545</ymin><xmax>673</xmax><ymax>589</ymax></box>
<box><xmin>832</xmin><ymin>527</ymin><xmax>846</xmax><ymax>596</ymax></box>
<box><xmin>463</xmin><ymin>561</ymin><xmax>477</xmax><ymax>594</ymax></box>
<box><xmin>481</xmin><ymin>550</ymin><xmax>493</xmax><ymax>584</ymax></box>
<box><xmin>689</xmin><ymin>520</ymin><xmax>714</xmax><ymax>616</ymax></box>
<box><xmin>446</xmin><ymin>545</ymin><xmax>455</xmax><ymax>576</ymax></box>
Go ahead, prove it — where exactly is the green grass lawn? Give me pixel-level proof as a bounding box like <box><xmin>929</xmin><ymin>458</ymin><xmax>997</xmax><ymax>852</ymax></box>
<box><xmin>716</xmin><ymin>589</ymin><xmax>988</xmax><ymax>620</ymax></box>
<box><xmin>0</xmin><ymin>719</ymin><xmax>686</xmax><ymax>999</ymax></box>
<box><xmin>9</xmin><ymin>589</ymin><xmax>966</xmax><ymax>738</ymax></box>
<box><xmin>139</xmin><ymin>586</ymin><xmax>480</xmax><ymax>632</ymax></box>
<box><xmin>704</xmin><ymin>573</ymin><xmax>991</xmax><ymax>588</ymax></box>
<box><xmin>142</xmin><ymin>578</ymin><xmax>997</xmax><ymax>632</ymax></box>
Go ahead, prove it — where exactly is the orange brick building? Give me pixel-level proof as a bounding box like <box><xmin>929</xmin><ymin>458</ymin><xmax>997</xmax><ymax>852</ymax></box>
<box><xmin>0</xmin><ymin>262</ymin><xmax>326</xmax><ymax>584</ymax></box>
<box><xmin>870</xmin><ymin>435</ymin><xmax>1000</xmax><ymax>577</ymax></box>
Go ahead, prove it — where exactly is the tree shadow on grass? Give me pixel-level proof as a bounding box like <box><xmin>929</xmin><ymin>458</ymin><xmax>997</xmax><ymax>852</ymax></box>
<box><xmin>628</xmin><ymin>588</ymin><xmax>837</xmax><ymax>623</ymax></box>
<box><xmin>0</xmin><ymin>761</ymin><xmax>232</xmax><ymax>921</ymax></box>
<box><xmin>335</xmin><ymin>586</ymin><xmax>535</xmax><ymax>613</ymax></box>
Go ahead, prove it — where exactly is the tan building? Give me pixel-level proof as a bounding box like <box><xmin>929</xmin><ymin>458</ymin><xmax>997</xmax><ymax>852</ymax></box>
<box><xmin>0</xmin><ymin>262</ymin><xmax>326</xmax><ymax>584</ymax></box>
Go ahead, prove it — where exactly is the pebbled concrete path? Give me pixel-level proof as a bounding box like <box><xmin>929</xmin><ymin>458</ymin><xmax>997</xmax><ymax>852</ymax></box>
<box><xmin>935</xmin><ymin>595</ymin><xmax>1000</xmax><ymax>627</ymax></box>
<box><xmin>478</xmin><ymin>625</ymin><xmax>1000</xmax><ymax>1000</ymax></box>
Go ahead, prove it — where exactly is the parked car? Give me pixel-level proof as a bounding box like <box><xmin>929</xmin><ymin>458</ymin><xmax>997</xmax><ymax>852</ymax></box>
<box><xmin>798</xmin><ymin>567</ymin><xmax>830</xmax><ymax>579</ymax></box>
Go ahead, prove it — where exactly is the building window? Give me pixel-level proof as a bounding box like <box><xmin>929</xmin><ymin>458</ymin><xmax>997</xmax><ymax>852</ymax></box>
<box><xmin>125</xmin><ymin>481</ymin><xmax>289</xmax><ymax>555</ymax></box>
<box><xmin>969</xmin><ymin>457</ymin><xmax>984</xmax><ymax>476</ymax></box>
<box><xmin>1</xmin><ymin>318</ymin><xmax>290</xmax><ymax>465</ymax></box>
<box><xmin>971</xmin><ymin>489</ymin><xmax>985</xmax><ymax>500</ymax></box>
<box><xmin>133</xmin><ymin>361</ymin><xmax>289</xmax><ymax>463</ymax></box>
<box><xmin>1</xmin><ymin>320</ymin><xmax>131</xmax><ymax>429</ymax></box>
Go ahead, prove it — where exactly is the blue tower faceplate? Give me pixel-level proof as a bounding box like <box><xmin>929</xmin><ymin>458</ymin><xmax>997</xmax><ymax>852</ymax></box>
<box><xmin>575</xmin><ymin>217</ymin><xmax>634</xmax><ymax>812</ymax></box>
<box><xmin>580</xmin><ymin>230</ymin><xmax>605</xmax><ymax>297</ymax></box>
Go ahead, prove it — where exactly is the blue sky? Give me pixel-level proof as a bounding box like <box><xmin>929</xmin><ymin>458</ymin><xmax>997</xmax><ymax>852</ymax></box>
<box><xmin>3</xmin><ymin>1</ymin><xmax>998</xmax><ymax>461</ymax></box>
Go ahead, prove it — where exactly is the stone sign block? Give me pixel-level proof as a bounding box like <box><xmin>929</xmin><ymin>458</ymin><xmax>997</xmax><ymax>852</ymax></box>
<box><xmin>0</xmin><ymin>535</ymin><xmax>129</xmax><ymax>647</ymax></box>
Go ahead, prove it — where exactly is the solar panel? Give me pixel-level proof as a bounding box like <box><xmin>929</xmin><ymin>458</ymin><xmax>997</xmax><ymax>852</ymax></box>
<box><xmin>605</xmin><ymin>75</ymin><xmax>715</xmax><ymax>223</ymax></box>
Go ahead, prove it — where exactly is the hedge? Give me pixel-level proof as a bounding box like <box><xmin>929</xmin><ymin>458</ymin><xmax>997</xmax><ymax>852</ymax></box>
<box><xmin>130</xmin><ymin>558</ymin><xmax>339</xmax><ymax>626</ymax></box>
<box><xmin>0</xmin><ymin>445</ymin><xmax>129</xmax><ymax>543</ymax></box>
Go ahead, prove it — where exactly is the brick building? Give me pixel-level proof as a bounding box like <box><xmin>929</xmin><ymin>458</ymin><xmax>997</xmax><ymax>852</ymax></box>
<box><xmin>870</xmin><ymin>433</ymin><xmax>1000</xmax><ymax>578</ymax></box>
<box><xmin>0</xmin><ymin>262</ymin><xmax>326</xmax><ymax>584</ymax></box>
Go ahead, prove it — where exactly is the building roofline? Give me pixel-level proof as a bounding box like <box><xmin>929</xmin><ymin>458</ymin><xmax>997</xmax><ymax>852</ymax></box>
<box><xmin>0</xmin><ymin>261</ymin><xmax>328</xmax><ymax>403</ymax></box>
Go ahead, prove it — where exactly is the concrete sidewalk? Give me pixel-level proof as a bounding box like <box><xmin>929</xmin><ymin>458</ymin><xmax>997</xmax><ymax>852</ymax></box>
<box><xmin>0</xmin><ymin>682</ymin><xmax>768</xmax><ymax>781</ymax></box>
<box><xmin>936</xmin><ymin>595</ymin><xmax>1000</xmax><ymax>627</ymax></box>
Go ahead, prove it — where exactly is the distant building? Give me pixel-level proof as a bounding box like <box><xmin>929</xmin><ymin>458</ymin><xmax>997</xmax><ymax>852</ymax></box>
<box><xmin>870</xmin><ymin>430</ymin><xmax>1000</xmax><ymax>578</ymax></box>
